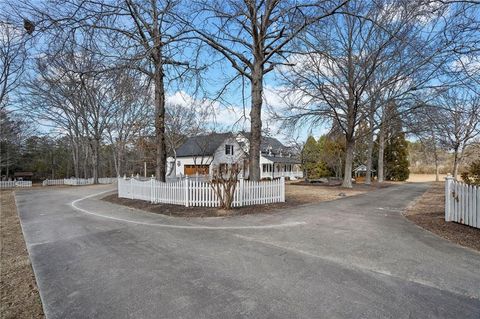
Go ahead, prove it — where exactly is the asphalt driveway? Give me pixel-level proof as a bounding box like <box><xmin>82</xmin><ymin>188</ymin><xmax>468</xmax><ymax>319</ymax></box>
<box><xmin>15</xmin><ymin>183</ymin><xmax>480</xmax><ymax>318</ymax></box>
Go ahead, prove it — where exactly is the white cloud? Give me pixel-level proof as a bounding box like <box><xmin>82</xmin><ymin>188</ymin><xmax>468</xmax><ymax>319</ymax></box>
<box><xmin>166</xmin><ymin>91</ymin><xmax>248</xmax><ymax>129</ymax></box>
<box><xmin>451</xmin><ymin>55</ymin><xmax>480</xmax><ymax>74</ymax></box>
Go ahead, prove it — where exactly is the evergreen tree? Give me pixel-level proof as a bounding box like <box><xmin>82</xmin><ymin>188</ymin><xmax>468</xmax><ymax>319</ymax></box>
<box><xmin>319</xmin><ymin>134</ymin><xmax>345</xmax><ymax>178</ymax></box>
<box><xmin>373</xmin><ymin>104</ymin><xmax>410</xmax><ymax>181</ymax></box>
<box><xmin>302</xmin><ymin>136</ymin><xmax>330</xmax><ymax>179</ymax></box>
<box><xmin>385</xmin><ymin>131</ymin><xmax>410</xmax><ymax>181</ymax></box>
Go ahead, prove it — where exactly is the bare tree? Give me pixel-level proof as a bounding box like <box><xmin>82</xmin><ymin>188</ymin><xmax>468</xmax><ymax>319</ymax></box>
<box><xmin>23</xmin><ymin>43</ymin><xmax>122</xmax><ymax>183</ymax></box>
<box><xmin>23</xmin><ymin>50</ymin><xmax>85</xmax><ymax>178</ymax></box>
<box><xmin>0</xmin><ymin>19</ymin><xmax>27</xmax><ymax>109</ymax></box>
<box><xmin>194</xmin><ymin>0</ymin><xmax>347</xmax><ymax>181</ymax></box>
<box><xmin>106</xmin><ymin>70</ymin><xmax>151</xmax><ymax>177</ymax></box>
<box><xmin>432</xmin><ymin>87</ymin><xmax>480</xmax><ymax>179</ymax></box>
<box><xmin>279</xmin><ymin>0</ymin><xmax>454</xmax><ymax>187</ymax></box>
<box><xmin>211</xmin><ymin>163</ymin><xmax>242</xmax><ymax>210</ymax></box>
<box><xmin>165</xmin><ymin>103</ymin><xmax>209</xmax><ymax>160</ymax></box>
<box><xmin>0</xmin><ymin>109</ymin><xmax>34</xmax><ymax>178</ymax></box>
<box><xmin>18</xmin><ymin>0</ymin><xmax>199</xmax><ymax>181</ymax></box>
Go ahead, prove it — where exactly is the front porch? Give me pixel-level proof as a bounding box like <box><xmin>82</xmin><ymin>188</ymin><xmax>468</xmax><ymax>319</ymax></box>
<box><xmin>261</xmin><ymin>162</ymin><xmax>303</xmax><ymax>180</ymax></box>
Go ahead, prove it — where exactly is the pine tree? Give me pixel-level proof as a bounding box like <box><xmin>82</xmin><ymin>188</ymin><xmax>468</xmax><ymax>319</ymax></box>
<box><xmin>302</xmin><ymin>136</ymin><xmax>331</xmax><ymax>179</ymax></box>
<box><xmin>385</xmin><ymin>131</ymin><xmax>410</xmax><ymax>181</ymax></box>
<box><xmin>373</xmin><ymin>104</ymin><xmax>410</xmax><ymax>181</ymax></box>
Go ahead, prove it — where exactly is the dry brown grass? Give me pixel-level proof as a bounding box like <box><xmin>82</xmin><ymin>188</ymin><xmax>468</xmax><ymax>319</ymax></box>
<box><xmin>407</xmin><ymin>173</ymin><xmax>448</xmax><ymax>183</ymax></box>
<box><xmin>284</xmin><ymin>183</ymin><xmax>372</xmax><ymax>203</ymax></box>
<box><xmin>404</xmin><ymin>182</ymin><xmax>480</xmax><ymax>252</ymax></box>
<box><xmin>0</xmin><ymin>190</ymin><xmax>44</xmax><ymax>319</ymax></box>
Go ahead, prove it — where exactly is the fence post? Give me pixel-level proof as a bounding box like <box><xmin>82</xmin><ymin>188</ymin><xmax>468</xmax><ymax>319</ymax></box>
<box><xmin>239</xmin><ymin>177</ymin><xmax>244</xmax><ymax>207</ymax></box>
<box><xmin>445</xmin><ymin>174</ymin><xmax>453</xmax><ymax>222</ymax></box>
<box><xmin>130</xmin><ymin>177</ymin><xmax>134</xmax><ymax>199</ymax></box>
<box><xmin>184</xmin><ymin>176</ymin><xmax>189</xmax><ymax>207</ymax></box>
<box><xmin>150</xmin><ymin>176</ymin><xmax>155</xmax><ymax>203</ymax></box>
<box><xmin>280</xmin><ymin>176</ymin><xmax>285</xmax><ymax>202</ymax></box>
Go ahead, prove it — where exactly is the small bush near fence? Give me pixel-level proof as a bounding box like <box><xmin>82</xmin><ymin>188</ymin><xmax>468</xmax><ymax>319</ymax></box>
<box><xmin>461</xmin><ymin>159</ymin><xmax>480</xmax><ymax>186</ymax></box>
<box><xmin>118</xmin><ymin>177</ymin><xmax>285</xmax><ymax>208</ymax></box>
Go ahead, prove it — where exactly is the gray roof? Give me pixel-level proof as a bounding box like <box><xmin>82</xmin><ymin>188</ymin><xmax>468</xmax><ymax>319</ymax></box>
<box><xmin>175</xmin><ymin>132</ymin><xmax>232</xmax><ymax>157</ymax></box>
<box><xmin>175</xmin><ymin>131</ymin><xmax>296</xmax><ymax>158</ymax></box>
<box><xmin>240</xmin><ymin>132</ymin><xmax>286</xmax><ymax>152</ymax></box>
<box><xmin>262</xmin><ymin>155</ymin><xmax>301</xmax><ymax>164</ymax></box>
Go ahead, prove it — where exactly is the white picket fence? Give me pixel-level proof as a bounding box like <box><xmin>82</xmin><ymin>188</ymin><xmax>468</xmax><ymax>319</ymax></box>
<box><xmin>42</xmin><ymin>179</ymin><xmax>65</xmax><ymax>186</ymax></box>
<box><xmin>99</xmin><ymin>177</ymin><xmax>117</xmax><ymax>184</ymax></box>
<box><xmin>118</xmin><ymin>176</ymin><xmax>285</xmax><ymax>208</ymax></box>
<box><xmin>445</xmin><ymin>176</ymin><xmax>480</xmax><ymax>229</ymax></box>
<box><xmin>0</xmin><ymin>181</ymin><xmax>32</xmax><ymax>188</ymax></box>
<box><xmin>42</xmin><ymin>177</ymin><xmax>116</xmax><ymax>186</ymax></box>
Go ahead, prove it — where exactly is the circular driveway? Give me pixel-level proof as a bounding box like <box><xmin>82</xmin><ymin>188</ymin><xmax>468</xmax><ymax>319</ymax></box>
<box><xmin>16</xmin><ymin>183</ymin><xmax>480</xmax><ymax>318</ymax></box>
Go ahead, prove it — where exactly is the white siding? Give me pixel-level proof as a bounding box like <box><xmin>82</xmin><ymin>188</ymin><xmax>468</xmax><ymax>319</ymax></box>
<box><xmin>211</xmin><ymin>137</ymin><xmax>246</xmax><ymax>165</ymax></box>
<box><xmin>174</xmin><ymin>135</ymin><xmax>303</xmax><ymax>180</ymax></box>
<box><xmin>211</xmin><ymin>137</ymin><xmax>248</xmax><ymax>177</ymax></box>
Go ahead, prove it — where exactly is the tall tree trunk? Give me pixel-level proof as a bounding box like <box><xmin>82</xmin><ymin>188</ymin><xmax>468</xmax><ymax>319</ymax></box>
<box><xmin>71</xmin><ymin>138</ymin><xmax>80</xmax><ymax>178</ymax></box>
<box><xmin>378</xmin><ymin>113</ymin><xmax>386</xmax><ymax>183</ymax></box>
<box><xmin>365</xmin><ymin>109</ymin><xmax>375</xmax><ymax>185</ymax></box>
<box><xmin>112</xmin><ymin>147</ymin><xmax>119</xmax><ymax>177</ymax></box>
<box><xmin>154</xmin><ymin>60</ymin><xmax>167</xmax><ymax>182</ymax></box>
<box><xmin>83</xmin><ymin>143</ymin><xmax>89</xmax><ymax>179</ymax></box>
<box><xmin>248</xmin><ymin>62</ymin><xmax>263</xmax><ymax>181</ymax></box>
<box><xmin>432</xmin><ymin>131</ymin><xmax>439</xmax><ymax>182</ymax></box>
<box><xmin>452</xmin><ymin>146</ymin><xmax>460</xmax><ymax>180</ymax></box>
<box><xmin>51</xmin><ymin>151</ymin><xmax>55</xmax><ymax>179</ymax></box>
<box><xmin>91</xmin><ymin>138</ymin><xmax>100</xmax><ymax>184</ymax></box>
<box><xmin>342</xmin><ymin>137</ymin><xmax>355</xmax><ymax>188</ymax></box>
<box><xmin>6</xmin><ymin>157</ymin><xmax>9</xmax><ymax>180</ymax></box>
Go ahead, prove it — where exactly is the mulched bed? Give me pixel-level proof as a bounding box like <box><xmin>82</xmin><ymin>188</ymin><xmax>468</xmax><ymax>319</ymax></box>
<box><xmin>102</xmin><ymin>193</ymin><xmax>305</xmax><ymax>217</ymax></box>
<box><xmin>404</xmin><ymin>182</ymin><xmax>480</xmax><ymax>252</ymax></box>
<box><xmin>101</xmin><ymin>178</ymin><xmax>397</xmax><ymax>218</ymax></box>
<box><xmin>0</xmin><ymin>190</ymin><xmax>45</xmax><ymax>318</ymax></box>
<box><xmin>102</xmin><ymin>181</ymin><xmax>386</xmax><ymax>218</ymax></box>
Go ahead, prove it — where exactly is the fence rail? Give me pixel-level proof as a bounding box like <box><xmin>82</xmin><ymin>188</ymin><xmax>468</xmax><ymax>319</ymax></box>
<box><xmin>118</xmin><ymin>177</ymin><xmax>285</xmax><ymax>208</ymax></box>
<box><xmin>0</xmin><ymin>181</ymin><xmax>32</xmax><ymax>188</ymax></box>
<box><xmin>445</xmin><ymin>176</ymin><xmax>480</xmax><ymax>229</ymax></box>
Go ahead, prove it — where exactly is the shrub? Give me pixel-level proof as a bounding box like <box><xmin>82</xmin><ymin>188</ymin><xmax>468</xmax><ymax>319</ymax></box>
<box><xmin>461</xmin><ymin>160</ymin><xmax>480</xmax><ymax>186</ymax></box>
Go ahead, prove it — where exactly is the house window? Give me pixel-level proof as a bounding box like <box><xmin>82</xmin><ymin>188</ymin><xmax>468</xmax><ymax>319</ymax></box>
<box><xmin>225</xmin><ymin>144</ymin><xmax>234</xmax><ymax>155</ymax></box>
<box><xmin>263</xmin><ymin>164</ymin><xmax>273</xmax><ymax>172</ymax></box>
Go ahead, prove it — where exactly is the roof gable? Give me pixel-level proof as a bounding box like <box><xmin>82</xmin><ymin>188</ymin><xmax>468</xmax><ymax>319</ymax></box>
<box><xmin>175</xmin><ymin>132</ymin><xmax>232</xmax><ymax>157</ymax></box>
<box><xmin>237</xmin><ymin>132</ymin><xmax>286</xmax><ymax>152</ymax></box>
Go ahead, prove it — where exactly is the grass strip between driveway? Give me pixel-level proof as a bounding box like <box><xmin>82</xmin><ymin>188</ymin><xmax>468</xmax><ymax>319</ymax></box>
<box><xmin>0</xmin><ymin>190</ymin><xmax>44</xmax><ymax>319</ymax></box>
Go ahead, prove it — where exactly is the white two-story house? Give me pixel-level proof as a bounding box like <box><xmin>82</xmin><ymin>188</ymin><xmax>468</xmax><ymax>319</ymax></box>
<box><xmin>167</xmin><ymin>132</ymin><xmax>303</xmax><ymax>180</ymax></box>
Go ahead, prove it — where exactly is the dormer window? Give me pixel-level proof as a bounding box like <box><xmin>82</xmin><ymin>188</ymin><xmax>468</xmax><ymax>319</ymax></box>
<box><xmin>225</xmin><ymin>144</ymin><xmax>234</xmax><ymax>155</ymax></box>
